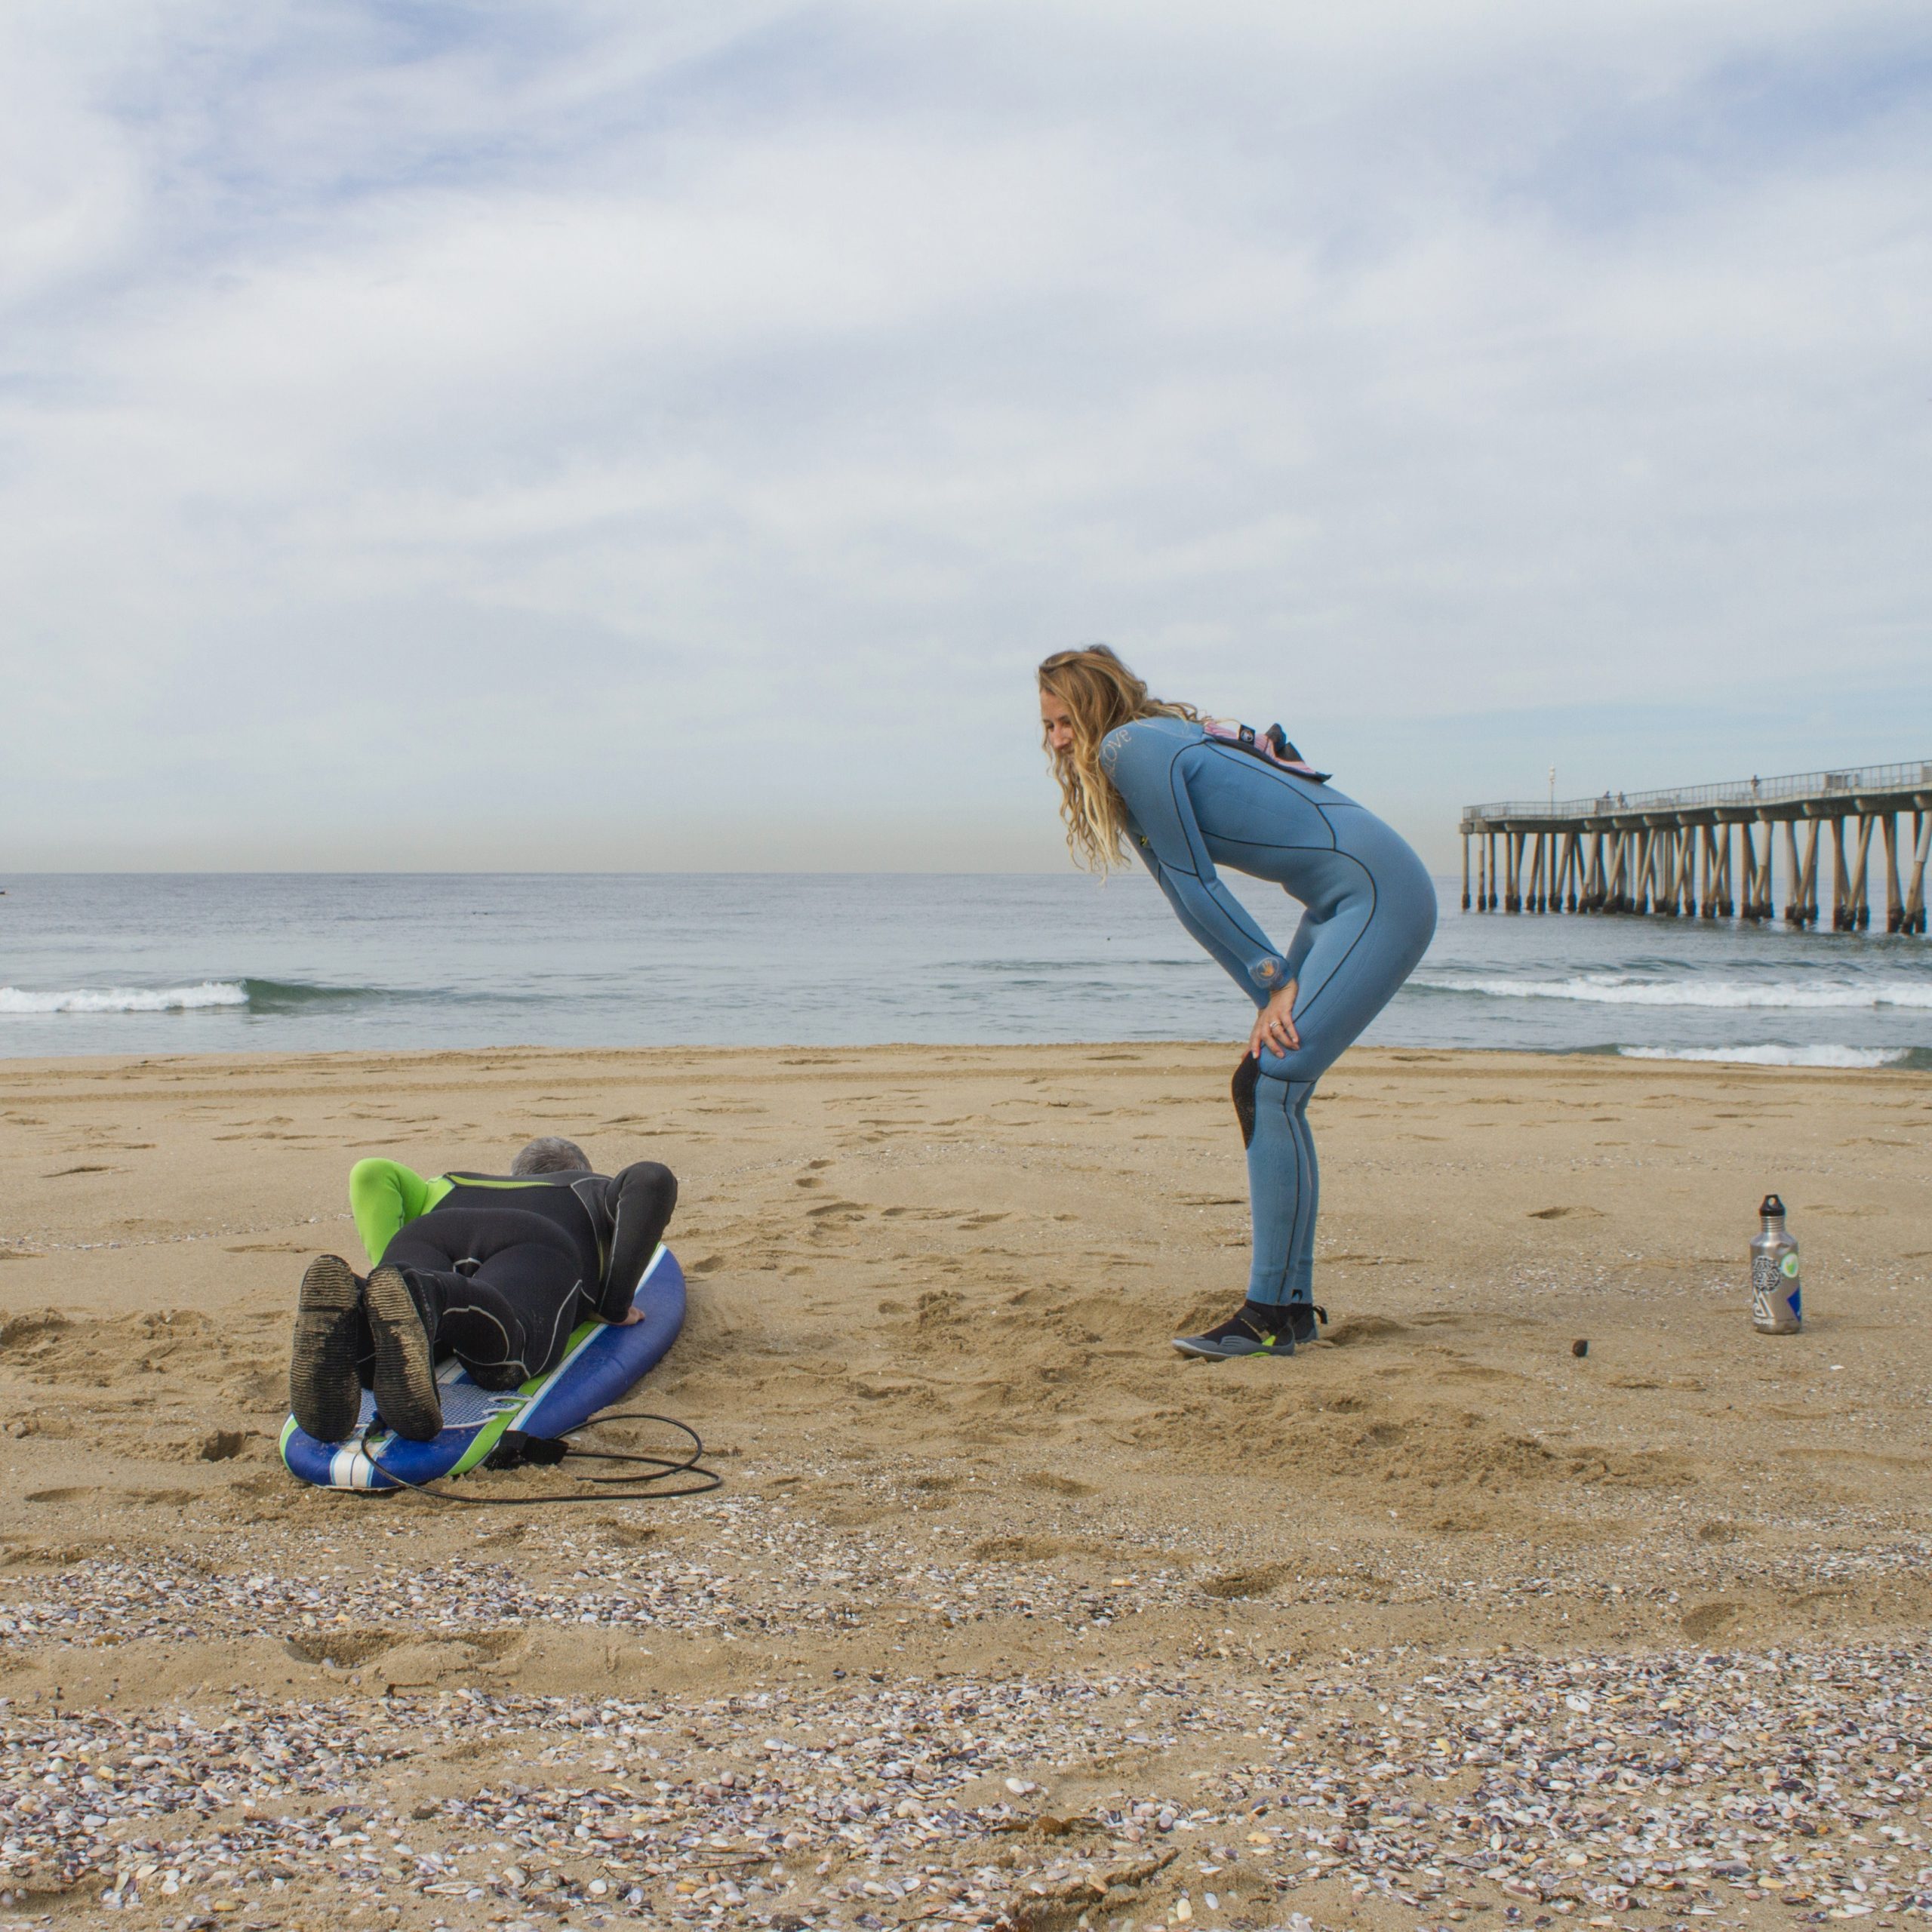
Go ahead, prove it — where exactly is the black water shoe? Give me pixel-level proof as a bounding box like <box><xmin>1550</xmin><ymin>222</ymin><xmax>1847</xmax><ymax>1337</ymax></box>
<box><xmin>1174</xmin><ymin>1300</ymin><xmax>1329</xmax><ymax>1359</ymax></box>
<box><xmin>366</xmin><ymin>1263</ymin><xmax>444</xmax><ymax>1442</ymax></box>
<box><xmin>290</xmin><ymin>1254</ymin><xmax>365</xmax><ymax>1442</ymax></box>
<box><xmin>1174</xmin><ymin>1301</ymin><xmax>1297</xmax><ymax>1361</ymax></box>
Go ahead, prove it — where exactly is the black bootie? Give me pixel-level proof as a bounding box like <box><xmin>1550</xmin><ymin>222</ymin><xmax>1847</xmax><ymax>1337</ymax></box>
<box><xmin>290</xmin><ymin>1255</ymin><xmax>365</xmax><ymax>1442</ymax></box>
<box><xmin>365</xmin><ymin>1264</ymin><xmax>444</xmax><ymax>1442</ymax></box>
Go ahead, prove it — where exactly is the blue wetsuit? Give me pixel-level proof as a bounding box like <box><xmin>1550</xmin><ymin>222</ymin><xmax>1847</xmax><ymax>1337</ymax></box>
<box><xmin>1100</xmin><ymin>716</ymin><xmax>1437</xmax><ymax>1307</ymax></box>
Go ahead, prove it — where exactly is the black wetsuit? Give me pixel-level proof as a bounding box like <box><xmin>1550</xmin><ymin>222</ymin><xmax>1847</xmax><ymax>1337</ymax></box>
<box><xmin>348</xmin><ymin>1161</ymin><xmax>678</xmax><ymax>1391</ymax></box>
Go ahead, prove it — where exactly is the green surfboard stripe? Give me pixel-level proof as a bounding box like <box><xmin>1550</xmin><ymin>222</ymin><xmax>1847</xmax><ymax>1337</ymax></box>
<box><xmin>447</xmin><ymin>1410</ymin><xmax>516</xmax><ymax>1477</ymax></box>
<box><xmin>444</xmin><ymin>1319</ymin><xmax>601</xmax><ymax>1478</ymax></box>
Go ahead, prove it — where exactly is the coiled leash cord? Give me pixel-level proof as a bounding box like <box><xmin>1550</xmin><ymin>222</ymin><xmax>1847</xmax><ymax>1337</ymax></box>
<box><xmin>367</xmin><ymin>1411</ymin><xmax>722</xmax><ymax>1507</ymax></box>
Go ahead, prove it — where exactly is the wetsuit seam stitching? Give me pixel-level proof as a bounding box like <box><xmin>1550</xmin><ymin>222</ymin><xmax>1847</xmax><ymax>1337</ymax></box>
<box><xmin>1162</xmin><ymin>743</ymin><xmax>1288</xmax><ymax>980</ymax></box>
<box><xmin>1287</xmin><ymin>1081</ymin><xmax>1314</xmax><ymax>1305</ymax></box>
<box><xmin>1259</xmin><ymin>1074</ymin><xmax>1296</xmax><ymax>1300</ymax></box>
<box><xmin>1208</xmin><ymin>833</ymin><xmax>1335</xmax><ymax>854</ymax></box>
<box><xmin>1163</xmin><ymin>748</ymin><xmax>1206</xmax><ymax>881</ymax></box>
<box><xmin>450</xmin><ymin>1305</ymin><xmax>519</xmax><ymax>1371</ymax></box>
<box><xmin>537</xmin><ymin>1287</ymin><xmax>581</xmax><ymax>1377</ymax></box>
<box><xmin>1197</xmin><ymin>744</ymin><xmax>1340</xmax><ymax>847</ymax></box>
<box><xmin>1286</xmin><ymin>850</ymin><xmax>1381</xmax><ymax>1037</ymax></box>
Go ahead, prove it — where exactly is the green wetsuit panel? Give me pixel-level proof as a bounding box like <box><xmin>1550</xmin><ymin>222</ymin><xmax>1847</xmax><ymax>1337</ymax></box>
<box><xmin>348</xmin><ymin>1159</ymin><xmax>454</xmax><ymax>1266</ymax></box>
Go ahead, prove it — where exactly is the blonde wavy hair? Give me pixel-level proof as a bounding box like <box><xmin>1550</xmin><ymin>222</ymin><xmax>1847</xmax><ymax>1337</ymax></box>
<box><xmin>1038</xmin><ymin>645</ymin><xmax>1198</xmax><ymax>871</ymax></box>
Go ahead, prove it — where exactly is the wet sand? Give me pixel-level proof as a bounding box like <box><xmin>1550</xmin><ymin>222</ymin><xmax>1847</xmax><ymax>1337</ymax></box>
<box><xmin>1</xmin><ymin>1044</ymin><xmax>1928</xmax><ymax>1930</ymax></box>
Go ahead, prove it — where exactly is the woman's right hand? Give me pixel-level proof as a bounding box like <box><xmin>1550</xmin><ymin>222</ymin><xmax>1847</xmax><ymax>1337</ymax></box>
<box><xmin>1248</xmin><ymin>980</ymin><xmax>1300</xmax><ymax>1060</ymax></box>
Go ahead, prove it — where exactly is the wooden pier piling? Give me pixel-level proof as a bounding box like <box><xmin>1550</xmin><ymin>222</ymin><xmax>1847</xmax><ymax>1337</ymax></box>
<box><xmin>1460</xmin><ymin>759</ymin><xmax>1932</xmax><ymax>933</ymax></box>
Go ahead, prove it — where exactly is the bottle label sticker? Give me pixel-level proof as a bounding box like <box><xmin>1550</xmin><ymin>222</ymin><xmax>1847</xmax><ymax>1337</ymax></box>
<box><xmin>1752</xmin><ymin>1254</ymin><xmax>1798</xmax><ymax>1327</ymax></box>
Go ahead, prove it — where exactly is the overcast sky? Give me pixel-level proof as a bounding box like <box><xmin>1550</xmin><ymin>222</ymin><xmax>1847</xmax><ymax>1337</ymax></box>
<box><xmin>3</xmin><ymin>0</ymin><xmax>1927</xmax><ymax>872</ymax></box>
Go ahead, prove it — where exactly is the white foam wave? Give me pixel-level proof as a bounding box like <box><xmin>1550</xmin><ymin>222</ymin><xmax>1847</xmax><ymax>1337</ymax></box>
<box><xmin>1417</xmin><ymin>972</ymin><xmax>1932</xmax><ymax>1011</ymax></box>
<box><xmin>1617</xmin><ymin>1044</ymin><xmax>1906</xmax><ymax>1069</ymax></box>
<box><xmin>0</xmin><ymin>981</ymin><xmax>249</xmax><ymax>1016</ymax></box>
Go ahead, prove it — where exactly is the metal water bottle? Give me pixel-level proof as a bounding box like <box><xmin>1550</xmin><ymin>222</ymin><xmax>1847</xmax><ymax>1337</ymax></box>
<box><xmin>1750</xmin><ymin>1194</ymin><xmax>1801</xmax><ymax>1334</ymax></box>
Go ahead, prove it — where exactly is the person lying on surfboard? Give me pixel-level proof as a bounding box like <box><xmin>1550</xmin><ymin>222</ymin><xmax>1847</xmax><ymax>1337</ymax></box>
<box><xmin>288</xmin><ymin>1136</ymin><xmax>678</xmax><ymax>1446</ymax></box>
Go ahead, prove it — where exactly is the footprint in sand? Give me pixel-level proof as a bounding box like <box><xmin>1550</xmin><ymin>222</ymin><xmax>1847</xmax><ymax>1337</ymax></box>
<box><xmin>1020</xmin><ymin>1472</ymin><xmax>1094</xmax><ymax>1497</ymax></box>
<box><xmin>1201</xmin><ymin>1563</ymin><xmax>1289</xmax><ymax>1600</ymax></box>
<box><xmin>1324</xmin><ymin>1315</ymin><xmax>1408</xmax><ymax>1346</ymax></box>
<box><xmin>1679</xmin><ymin>1599</ymin><xmax>1743</xmax><ymax>1640</ymax></box>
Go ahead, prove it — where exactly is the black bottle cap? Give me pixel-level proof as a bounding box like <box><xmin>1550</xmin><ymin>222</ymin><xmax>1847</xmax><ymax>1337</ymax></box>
<box><xmin>1761</xmin><ymin>1193</ymin><xmax>1785</xmax><ymax>1217</ymax></box>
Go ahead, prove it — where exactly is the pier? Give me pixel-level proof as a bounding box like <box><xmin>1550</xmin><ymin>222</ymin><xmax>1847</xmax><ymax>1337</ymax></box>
<box><xmin>1460</xmin><ymin>759</ymin><xmax>1932</xmax><ymax>931</ymax></box>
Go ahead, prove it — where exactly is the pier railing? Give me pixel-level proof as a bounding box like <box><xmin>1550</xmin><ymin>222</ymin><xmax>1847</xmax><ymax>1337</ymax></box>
<box><xmin>1458</xmin><ymin>758</ymin><xmax>1932</xmax><ymax>932</ymax></box>
<box><xmin>1463</xmin><ymin>758</ymin><xmax>1932</xmax><ymax>828</ymax></box>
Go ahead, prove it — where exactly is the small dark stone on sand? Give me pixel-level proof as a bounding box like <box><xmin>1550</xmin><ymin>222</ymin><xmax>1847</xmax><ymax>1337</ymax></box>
<box><xmin>1571</xmin><ymin>1338</ymin><xmax>1589</xmax><ymax>1357</ymax></box>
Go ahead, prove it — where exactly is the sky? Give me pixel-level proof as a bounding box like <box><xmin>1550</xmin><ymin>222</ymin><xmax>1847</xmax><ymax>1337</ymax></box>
<box><xmin>2</xmin><ymin>0</ymin><xmax>1927</xmax><ymax>872</ymax></box>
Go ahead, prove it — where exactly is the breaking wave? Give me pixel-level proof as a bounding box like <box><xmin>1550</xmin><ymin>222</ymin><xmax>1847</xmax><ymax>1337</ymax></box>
<box><xmin>1617</xmin><ymin>1043</ymin><xmax>1909</xmax><ymax>1069</ymax></box>
<box><xmin>0</xmin><ymin>980</ymin><xmax>249</xmax><ymax>1016</ymax></box>
<box><xmin>1415</xmin><ymin>973</ymin><xmax>1932</xmax><ymax>1011</ymax></box>
<box><xmin>0</xmin><ymin>978</ymin><xmax>419</xmax><ymax>1018</ymax></box>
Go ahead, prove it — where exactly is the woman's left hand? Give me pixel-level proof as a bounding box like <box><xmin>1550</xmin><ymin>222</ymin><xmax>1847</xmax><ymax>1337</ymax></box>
<box><xmin>1248</xmin><ymin>980</ymin><xmax>1300</xmax><ymax>1060</ymax></box>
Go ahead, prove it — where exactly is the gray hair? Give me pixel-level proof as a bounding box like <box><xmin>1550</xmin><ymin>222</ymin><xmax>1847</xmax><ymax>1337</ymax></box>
<box><xmin>512</xmin><ymin>1136</ymin><xmax>590</xmax><ymax>1177</ymax></box>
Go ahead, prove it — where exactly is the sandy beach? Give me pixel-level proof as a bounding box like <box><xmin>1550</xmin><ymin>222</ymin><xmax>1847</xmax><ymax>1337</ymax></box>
<box><xmin>1</xmin><ymin>1043</ymin><xmax>1928</xmax><ymax>1931</ymax></box>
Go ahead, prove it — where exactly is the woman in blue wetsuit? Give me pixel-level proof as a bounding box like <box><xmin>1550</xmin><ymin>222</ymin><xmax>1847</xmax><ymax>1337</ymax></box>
<box><xmin>1038</xmin><ymin>645</ymin><xmax>1436</xmax><ymax>1360</ymax></box>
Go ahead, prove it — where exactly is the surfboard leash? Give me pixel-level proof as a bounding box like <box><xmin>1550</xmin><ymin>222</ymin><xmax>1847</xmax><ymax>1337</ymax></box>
<box><xmin>365</xmin><ymin>1411</ymin><xmax>723</xmax><ymax>1506</ymax></box>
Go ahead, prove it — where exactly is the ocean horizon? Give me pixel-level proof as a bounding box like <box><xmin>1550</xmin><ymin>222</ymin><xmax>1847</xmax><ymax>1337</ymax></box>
<box><xmin>2</xmin><ymin>870</ymin><xmax>1928</xmax><ymax>1069</ymax></box>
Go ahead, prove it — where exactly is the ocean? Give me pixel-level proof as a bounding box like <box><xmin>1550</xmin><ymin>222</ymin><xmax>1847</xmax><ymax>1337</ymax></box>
<box><xmin>2</xmin><ymin>872</ymin><xmax>1928</xmax><ymax>1068</ymax></box>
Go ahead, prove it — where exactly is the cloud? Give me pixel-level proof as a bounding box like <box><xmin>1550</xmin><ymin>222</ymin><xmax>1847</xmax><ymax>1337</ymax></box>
<box><xmin>2</xmin><ymin>0</ymin><xmax>1927</xmax><ymax>869</ymax></box>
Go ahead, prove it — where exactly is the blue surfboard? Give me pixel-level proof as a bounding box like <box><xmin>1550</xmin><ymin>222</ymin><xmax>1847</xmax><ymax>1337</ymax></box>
<box><xmin>279</xmin><ymin>1244</ymin><xmax>685</xmax><ymax>1492</ymax></box>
